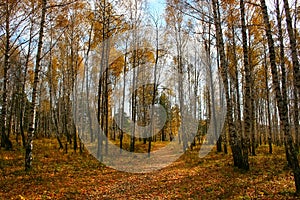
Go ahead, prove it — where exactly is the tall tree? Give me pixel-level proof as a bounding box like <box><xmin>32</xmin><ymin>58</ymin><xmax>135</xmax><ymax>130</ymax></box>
<box><xmin>239</xmin><ymin>0</ymin><xmax>251</xmax><ymax>161</ymax></box>
<box><xmin>260</xmin><ymin>0</ymin><xmax>300</xmax><ymax>193</ymax></box>
<box><xmin>262</xmin><ymin>42</ymin><xmax>272</xmax><ymax>154</ymax></box>
<box><xmin>211</xmin><ymin>0</ymin><xmax>249</xmax><ymax>170</ymax></box>
<box><xmin>25</xmin><ymin>0</ymin><xmax>47</xmax><ymax>171</ymax></box>
<box><xmin>1</xmin><ymin>0</ymin><xmax>13</xmax><ymax>150</ymax></box>
<box><xmin>0</xmin><ymin>0</ymin><xmax>31</xmax><ymax>149</ymax></box>
<box><xmin>282</xmin><ymin>0</ymin><xmax>300</xmax><ymax>97</ymax></box>
<box><xmin>166</xmin><ymin>0</ymin><xmax>189</xmax><ymax>151</ymax></box>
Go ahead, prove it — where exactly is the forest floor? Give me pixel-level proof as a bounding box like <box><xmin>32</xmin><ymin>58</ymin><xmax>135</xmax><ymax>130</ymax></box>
<box><xmin>0</xmin><ymin>138</ymin><xmax>299</xmax><ymax>199</ymax></box>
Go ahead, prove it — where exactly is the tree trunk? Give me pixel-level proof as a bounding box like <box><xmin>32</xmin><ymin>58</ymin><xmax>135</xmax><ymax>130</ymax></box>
<box><xmin>260</xmin><ymin>0</ymin><xmax>300</xmax><ymax>193</ymax></box>
<box><xmin>1</xmin><ymin>0</ymin><xmax>13</xmax><ymax>150</ymax></box>
<box><xmin>263</xmin><ymin>42</ymin><xmax>272</xmax><ymax>154</ymax></box>
<box><xmin>120</xmin><ymin>45</ymin><xmax>128</xmax><ymax>153</ymax></box>
<box><xmin>275</xmin><ymin>0</ymin><xmax>296</xmax><ymax>154</ymax></box>
<box><xmin>205</xmin><ymin>39</ymin><xmax>219</xmax><ymax>151</ymax></box>
<box><xmin>230</xmin><ymin>24</ymin><xmax>243</xmax><ymax>156</ymax></box>
<box><xmin>240</xmin><ymin>0</ymin><xmax>252</xmax><ymax>161</ymax></box>
<box><xmin>25</xmin><ymin>0</ymin><xmax>47</xmax><ymax>171</ymax></box>
<box><xmin>211</xmin><ymin>0</ymin><xmax>248</xmax><ymax>170</ymax></box>
<box><xmin>282</xmin><ymin>0</ymin><xmax>300</xmax><ymax>97</ymax></box>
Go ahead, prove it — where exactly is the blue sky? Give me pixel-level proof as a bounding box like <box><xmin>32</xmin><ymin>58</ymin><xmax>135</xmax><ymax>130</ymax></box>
<box><xmin>147</xmin><ymin>0</ymin><xmax>166</xmax><ymax>17</ymax></box>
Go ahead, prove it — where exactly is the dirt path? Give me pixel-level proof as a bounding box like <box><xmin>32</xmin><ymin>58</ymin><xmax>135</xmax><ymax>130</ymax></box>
<box><xmin>0</xmin><ymin>138</ymin><xmax>298</xmax><ymax>199</ymax></box>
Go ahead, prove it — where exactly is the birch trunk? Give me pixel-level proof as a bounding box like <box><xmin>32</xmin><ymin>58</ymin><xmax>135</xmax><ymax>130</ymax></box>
<box><xmin>25</xmin><ymin>0</ymin><xmax>47</xmax><ymax>171</ymax></box>
<box><xmin>260</xmin><ymin>0</ymin><xmax>300</xmax><ymax>193</ymax></box>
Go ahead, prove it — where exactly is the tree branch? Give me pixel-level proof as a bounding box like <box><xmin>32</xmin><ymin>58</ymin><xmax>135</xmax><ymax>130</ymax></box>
<box><xmin>45</xmin><ymin>0</ymin><xmax>79</xmax><ymax>9</ymax></box>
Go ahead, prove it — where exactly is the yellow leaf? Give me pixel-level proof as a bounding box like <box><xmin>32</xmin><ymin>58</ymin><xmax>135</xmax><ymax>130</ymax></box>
<box><xmin>18</xmin><ymin>195</ymin><xmax>26</xmax><ymax>200</ymax></box>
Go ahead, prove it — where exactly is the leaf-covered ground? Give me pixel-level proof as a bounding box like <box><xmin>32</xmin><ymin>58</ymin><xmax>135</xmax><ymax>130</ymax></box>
<box><xmin>0</xmin><ymin>138</ymin><xmax>299</xmax><ymax>199</ymax></box>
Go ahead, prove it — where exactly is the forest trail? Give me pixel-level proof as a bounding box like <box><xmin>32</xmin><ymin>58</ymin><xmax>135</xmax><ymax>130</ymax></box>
<box><xmin>0</xmin><ymin>138</ymin><xmax>298</xmax><ymax>199</ymax></box>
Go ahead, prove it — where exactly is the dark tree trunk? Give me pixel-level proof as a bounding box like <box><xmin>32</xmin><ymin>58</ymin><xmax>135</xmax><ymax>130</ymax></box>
<box><xmin>240</xmin><ymin>0</ymin><xmax>252</xmax><ymax>161</ymax></box>
<box><xmin>1</xmin><ymin>0</ymin><xmax>13</xmax><ymax>150</ymax></box>
<box><xmin>282</xmin><ymin>0</ymin><xmax>300</xmax><ymax>97</ymax></box>
<box><xmin>260</xmin><ymin>0</ymin><xmax>300</xmax><ymax>193</ymax></box>
<box><xmin>263</xmin><ymin>43</ymin><xmax>272</xmax><ymax>154</ymax></box>
<box><xmin>211</xmin><ymin>0</ymin><xmax>248</xmax><ymax>170</ymax></box>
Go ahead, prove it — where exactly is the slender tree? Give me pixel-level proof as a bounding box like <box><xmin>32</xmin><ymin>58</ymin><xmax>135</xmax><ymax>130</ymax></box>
<box><xmin>25</xmin><ymin>0</ymin><xmax>47</xmax><ymax>171</ymax></box>
<box><xmin>211</xmin><ymin>0</ymin><xmax>249</xmax><ymax>170</ymax></box>
<box><xmin>282</xmin><ymin>0</ymin><xmax>300</xmax><ymax>97</ymax></box>
<box><xmin>260</xmin><ymin>0</ymin><xmax>300</xmax><ymax>193</ymax></box>
<box><xmin>239</xmin><ymin>0</ymin><xmax>252</xmax><ymax>160</ymax></box>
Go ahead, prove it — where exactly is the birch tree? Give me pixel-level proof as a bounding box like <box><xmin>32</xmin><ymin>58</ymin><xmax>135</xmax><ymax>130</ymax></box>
<box><xmin>25</xmin><ymin>0</ymin><xmax>47</xmax><ymax>171</ymax></box>
<box><xmin>260</xmin><ymin>0</ymin><xmax>300</xmax><ymax>193</ymax></box>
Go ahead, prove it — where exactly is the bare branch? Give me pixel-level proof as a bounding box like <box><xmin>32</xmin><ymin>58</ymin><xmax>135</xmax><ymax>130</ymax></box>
<box><xmin>45</xmin><ymin>0</ymin><xmax>79</xmax><ymax>9</ymax></box>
